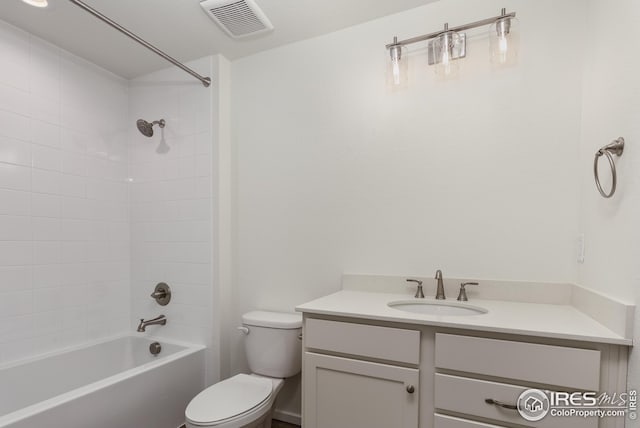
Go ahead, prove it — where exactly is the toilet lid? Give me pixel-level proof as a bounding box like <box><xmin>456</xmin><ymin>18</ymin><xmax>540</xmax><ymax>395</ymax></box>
<box><xmin>186</xmin><ymin>374</ymin><xmax>273</xmax><ymax>425</ymax></box>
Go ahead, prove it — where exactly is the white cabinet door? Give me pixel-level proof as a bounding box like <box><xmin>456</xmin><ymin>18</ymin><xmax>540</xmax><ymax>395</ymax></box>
<box><xmin>304</xmin><ymin>352</ymin><xmax>419</xmax><ymax>428</ymax></box>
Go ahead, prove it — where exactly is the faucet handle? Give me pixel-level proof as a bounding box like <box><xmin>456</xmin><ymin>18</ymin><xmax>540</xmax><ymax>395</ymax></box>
<box><xmin>457</xmin><ymin>282</ymin><xmax>479</xmax><ymax>301</ymax></box>
<box><xmin>406</xmin><ymin>279</ymin><xmax>425</xmax><ymax>299</ymax></box>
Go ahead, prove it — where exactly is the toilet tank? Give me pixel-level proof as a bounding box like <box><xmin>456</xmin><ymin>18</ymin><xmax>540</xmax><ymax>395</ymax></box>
<box><xmin>241</xmin><ymin>311</ymin><xmax>302</xmax><ymax>378</ymax></box>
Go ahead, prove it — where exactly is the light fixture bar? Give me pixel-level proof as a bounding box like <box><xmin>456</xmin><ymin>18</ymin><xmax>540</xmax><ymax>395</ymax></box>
<box><xmin>385</xmin><ymin>10</ymin><xmax>516</xmax><ymax>49</ymax></box>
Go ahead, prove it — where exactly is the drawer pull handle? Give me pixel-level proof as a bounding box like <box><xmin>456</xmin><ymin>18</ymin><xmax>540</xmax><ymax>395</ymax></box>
<box><xmin>406</xmin><ymin>385</ymin><xmax>415</xmax><ymax>394</ymax></box>
<box><xmin>485</xmin><ymin>398</ymin><xmax>517</xmax><ymax>410</ymax></box>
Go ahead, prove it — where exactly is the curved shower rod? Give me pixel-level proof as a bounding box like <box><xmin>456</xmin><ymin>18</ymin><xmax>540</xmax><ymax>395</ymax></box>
<box><xmin>68</xmin><ymin>0</ymin><xmax>211</xmax><ymax>87</ymax></box>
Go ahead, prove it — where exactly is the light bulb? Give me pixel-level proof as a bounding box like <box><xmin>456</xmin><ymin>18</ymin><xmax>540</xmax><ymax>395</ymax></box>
<box><xmin>21</xmin><ymin>0</ymin><xmax>48</xmax><ymax>7</ymax></box>
<box><xmin>392</xmin><ymin>60</ymin><xmax>401</xmax><ymax>85</ymax></box>
<box><xmin>433</xmin><ymin>31</ymin><xmax>460</xmax><ymax>79</ymax></box>
<box><xmin>490</xmin><ymin>15</ymin><xmax>519</xmax><ymax>67</ymax></box>
<box><xmin>386</xmin><ymin>40</ymin><xmax>407</xmax><ymax>89</ymax></box>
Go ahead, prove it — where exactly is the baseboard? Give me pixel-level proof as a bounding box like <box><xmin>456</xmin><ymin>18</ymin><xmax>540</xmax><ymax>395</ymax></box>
<box><xmin>273</xmin><ymin>409</ymin><xmax>301</xmax><ymax>426</ymax></box>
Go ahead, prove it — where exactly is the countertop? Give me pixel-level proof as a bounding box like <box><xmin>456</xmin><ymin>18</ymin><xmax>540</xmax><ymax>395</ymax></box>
<box><xmin>296</xmin><ymin>290</ymin><xmax>632</xmax><ymax>346</ymax></box>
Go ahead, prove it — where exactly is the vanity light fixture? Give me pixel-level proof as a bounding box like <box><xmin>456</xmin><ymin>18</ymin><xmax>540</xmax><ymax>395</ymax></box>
<box><xmin>21</xmin><ymin>0</ymin><xmax>48</xmax><ymax>7</ymax></box>
<box><xmin>385</xmin><ymin>7</ymin><xmax>517</xmax><ymax>85</ymax></box>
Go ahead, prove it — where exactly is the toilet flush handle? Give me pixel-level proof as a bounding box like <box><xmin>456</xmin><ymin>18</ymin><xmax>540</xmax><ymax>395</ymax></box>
<box><xmin>237</xmin><ymin>326</ymin><xmax>250</xmax><ymax>335</ymax></box>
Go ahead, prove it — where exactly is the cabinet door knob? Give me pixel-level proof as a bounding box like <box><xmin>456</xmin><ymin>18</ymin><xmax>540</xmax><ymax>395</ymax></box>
<box><xmin>406</xmin><ymin>385</ymin><xmax>415</xmax><ymax>394</ymax></box>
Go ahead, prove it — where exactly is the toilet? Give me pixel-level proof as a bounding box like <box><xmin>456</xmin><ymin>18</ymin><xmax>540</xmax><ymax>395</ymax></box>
<box><xmin>185</xmin><ymin>311</ymin><xmax>303</xmax><ymax>428</ymax></box>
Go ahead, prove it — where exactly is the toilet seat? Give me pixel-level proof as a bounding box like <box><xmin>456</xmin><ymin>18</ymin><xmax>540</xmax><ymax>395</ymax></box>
<box><xmin>185</xmin><ymin>374</ymin><xmax>273</xmax><ymax>427</ymax></box>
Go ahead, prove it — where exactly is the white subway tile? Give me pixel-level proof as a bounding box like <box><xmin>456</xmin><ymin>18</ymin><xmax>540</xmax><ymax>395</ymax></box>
<box><xmin>30</xmin><ymin>119</ymin><xmax>61</xmax><ymax>148</ymax></box>
<box><xmin>60</xmin><ymin>219</ymin><xmax>90</xmax><ymax>241</ymax></box>
<box><xmin>0</xmin><ymin>136</ymin><xmax>31</xmax><ymax>166</ymax></box>
<box><xmin>0</xmin><ymin>215</ymin><xmax>32</xmax><ymax>241</ymax></box>
<box><xmin>29</xmin><ymin>93</ymin><xmax>60</xmax><ymax>125</ymax></box>
<box><xmin>0</xmin><ymin>23</ymin><xmax>30</xmax><ymax>91</ymax></box>
<box><xmin>32</xmin><ymin>217</ymin><xmax>61</xmax><ymax>241</ymax></box>
<box><xmin>0</xmin><ymin>290</ymin><xmax>33</xmax><ymax>318</ymax></box>
<box><xmin>0</xmin><ymin>314</ymin><xmax>35</xmax><ymax>343</ymax></box>
<box><xmin>29</xmin><ymin>37</ymin><xmax>61</xmax><ymax>103</ymax></box>
<box><xmin>0</xmin><ymin>241</ymin><xmax>32</xmax><ymax>265</ymax></box>
<box><xmin>60</xmin><ymin>196</ymin><xmax>90</xmax><ymax>220</ymax></box>
<box><xmin>32</xmin><ymin>168</ymin><xmax>61</xmax><ymax>195</ymax></box>
<box><xmin>0</xmin><ymin>266</ymin><xmax>32</xmax><ymax>293</ymax></box>
<box><xmin>61</xmin><ymin>152</ymin><xmax>87</xmax><ymax>176</ymax></box>
<box><xmin>195</xmin><ymin>155</ymin><xmax>212</xmax><ymax>177</ymax></box>
<box><xmin>60</xmin><ymin>129</ymin><xmax>88</xmax><ymax>154</ymax></box>
<box><xmin>32</xmin><ymin>144</ymin><xmax>62</xmax><ymax>171</ymax></box>
<box><xmin>59</xmin><ymin>242</ymin><xmax>87</xmax><ymax>264</ymax></box>
<box><xmin>58</xmin><ymin>173</ymin><xmax>86</xmax><ymax>197</ymax></box>
<box><xmin>170</xmin><ymin>283</ymin><xmax>211</xmax><ymax>306</ymax></box>
<box><xmin>33</xmin><ymin>264</ymin><xmax>63</xmax><ymax>289</ymax></box>
<box><xmin>0</xmin><ymin>161</ymin><xmax>30</xmax><ymax>192</ymax></box>
<box><xmin>31</xmin><ymin>193</ymin><xmax>61</xmax><ymax>218</ymax></box>
<box><xmin>0</xmin><ymin>189</ymin><xmax>30</xmax><ymax>215</ymax></box>
<box><xmin>33</xmin><ymin>311</ymin><xmax>63</xmax><ymax>337</ymax></box>
<box><xmin>0</xmin><ymin>83</ymin><xmax>29</xmax><ymax>117</ymax></box>
<box><xmin>59</xmin><ymin>263</ymin><xmax>88</xmax><ymax>285</ymax></box>
<box><xmin>34</xmin><ymin>241</ymin><xmax>61</xmax><ymax>264</ymax></box>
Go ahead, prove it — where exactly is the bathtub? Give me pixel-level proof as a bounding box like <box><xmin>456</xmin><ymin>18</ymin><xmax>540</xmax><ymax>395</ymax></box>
<box><xmin>0</xmin><ymin>335</ymin><xmax>205</xmax><ymax>428</ymax></box>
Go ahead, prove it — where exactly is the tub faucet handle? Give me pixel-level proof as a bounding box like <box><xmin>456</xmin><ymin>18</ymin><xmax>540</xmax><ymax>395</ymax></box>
<box><xmin>150</xmin><ymin>283</ymin><xmax>171</xmax><ymax>306</ymax></box>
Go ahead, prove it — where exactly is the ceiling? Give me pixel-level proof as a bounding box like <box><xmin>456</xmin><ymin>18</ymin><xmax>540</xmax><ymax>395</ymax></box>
<box><xmin>0</xmin><ymin>0</ymin><xmax>438</xmax><ymax>79</ymax></box>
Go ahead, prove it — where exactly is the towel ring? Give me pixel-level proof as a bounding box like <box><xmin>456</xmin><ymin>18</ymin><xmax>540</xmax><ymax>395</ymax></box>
<box><xmin>593</xmin><ymin>137</ymin><xmax>625</xmax><ymax>198</ymax></box>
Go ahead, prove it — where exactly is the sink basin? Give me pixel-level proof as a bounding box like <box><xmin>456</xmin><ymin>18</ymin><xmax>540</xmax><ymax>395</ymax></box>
<box><xmin>387</xmin><ymin>300</ymin><xmax>488</xmax><ymax>316</ymax></box>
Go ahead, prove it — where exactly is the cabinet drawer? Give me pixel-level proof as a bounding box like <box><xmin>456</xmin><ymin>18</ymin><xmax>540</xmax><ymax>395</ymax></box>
<box><xmin>435</xmin><ymin>333</ymin><xmax>600</xmax><ymax>390</ymax></box>
<box><xmin>435</xmin><ymin>414</ymin><xmax>506</xmax><ymax>428</ymax></box>
<box><xmin>435</xmin><ymin>374</ymin><xmax>596</xmax><ymax>428</ymax></box>
<box><xmin>305</xmin><ymin>318</ymin><xmax>420</xmax><ymax>364</ymax></box>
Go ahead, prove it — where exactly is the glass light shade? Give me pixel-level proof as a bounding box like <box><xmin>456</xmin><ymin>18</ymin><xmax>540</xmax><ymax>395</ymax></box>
<box><xmin>21</xmin><ymin>0</ymin><xmax>48</xmax><ymax>7</ymax></box>
<box><xmin>432</xmin><ymin>31</ymin><xmax>461</xmax><ymax>79</ymax></box>
<box><xmin>386</xmin><ymin>44</ymin><xmax>408</xmax><ymax>89</ymax></box>
<box><xmin>489</xmin><ymin>16</ymin><xmax>519</xmax><ymax>67</ymax></box>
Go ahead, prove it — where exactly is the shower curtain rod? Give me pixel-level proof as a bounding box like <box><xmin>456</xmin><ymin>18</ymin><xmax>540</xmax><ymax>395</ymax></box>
<box><xmin>68</xmin><ymin>0</ymin><xmax>211</xmax><ymax>87</ymax></box>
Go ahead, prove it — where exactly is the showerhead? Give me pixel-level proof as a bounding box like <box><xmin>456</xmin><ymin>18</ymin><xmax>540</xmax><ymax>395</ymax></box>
<box><xmin>136</xmin><ymin>119</ymin><xmax>165</xmax><ymax>137</ymax></box>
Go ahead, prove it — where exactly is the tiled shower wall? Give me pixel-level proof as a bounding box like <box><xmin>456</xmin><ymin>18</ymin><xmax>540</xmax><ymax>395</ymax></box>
<box><xmin>128</xmin><ymin>57</ymin><xmax>216</xmax><ymax>383</ymax></box>
<box><xmin>0</xmin><ymin>21</ymin><xmax>130</xmax><ymax>364</ymax></box>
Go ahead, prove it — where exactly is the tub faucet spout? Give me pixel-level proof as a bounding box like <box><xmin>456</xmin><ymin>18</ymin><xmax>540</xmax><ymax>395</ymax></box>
<box><xmin>137</xmin><ymin>315</ymin><xmax>166</xmax><ymax>332</ymax></box>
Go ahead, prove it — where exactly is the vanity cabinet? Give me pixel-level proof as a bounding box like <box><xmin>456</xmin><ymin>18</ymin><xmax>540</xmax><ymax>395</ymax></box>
<box><xmin>302</xmin><ymin>316</ymin><xmax>628</xmax><ymax>428</ymax></box>
<box><xmin>303</xmin><ymin>318</ymin><xmax>421</xmax><ymax>428</ymax></box>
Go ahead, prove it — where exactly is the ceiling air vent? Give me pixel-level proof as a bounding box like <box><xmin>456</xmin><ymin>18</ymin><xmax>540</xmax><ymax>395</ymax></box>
<box><xmin>200</xmin><ymin>0</ymin><xmax>274</xmax><ymax>39</ymax></box>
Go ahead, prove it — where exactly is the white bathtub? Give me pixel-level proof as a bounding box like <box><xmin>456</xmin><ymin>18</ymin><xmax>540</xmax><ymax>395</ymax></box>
<box><xmin>0</xmin><ymin>335</ymin><xmax>205</xmax><ymax>428</ymax></box>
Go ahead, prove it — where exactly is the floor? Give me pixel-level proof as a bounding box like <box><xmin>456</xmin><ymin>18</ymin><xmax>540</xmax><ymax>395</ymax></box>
<box><xmin>272</xmin><ymin>421</ymin><xmax>299</xmax><ymax>428</ymax></box>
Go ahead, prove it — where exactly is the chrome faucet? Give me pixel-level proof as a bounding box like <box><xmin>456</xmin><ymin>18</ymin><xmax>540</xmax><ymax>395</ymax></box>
<box><xmin>435</xmin><ymin>270</ymin><xmax>445</xmax><ymax>300</ymax></box>
<box><xmin>137</xmin><ymin>315</ymin><xmax>166</xmax><ymax>332</ymax></box>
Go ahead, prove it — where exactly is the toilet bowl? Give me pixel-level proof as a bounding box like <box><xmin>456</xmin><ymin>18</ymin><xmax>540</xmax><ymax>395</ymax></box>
<box><xmin>185</xmin><ymin>311</ymin><xmax>302</xmax><ymax>428</ymax></box>
<box><xmin>185</xmin><ymin>374</ymin><xmax>283</xmax><ymax>428</ymax></box>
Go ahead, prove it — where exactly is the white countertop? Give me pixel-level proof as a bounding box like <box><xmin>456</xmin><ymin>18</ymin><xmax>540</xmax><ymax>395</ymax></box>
<box><xmin>296</xmin><ymin>290</ymin><xmax>632</xmax><ymax>346</ymax></box>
